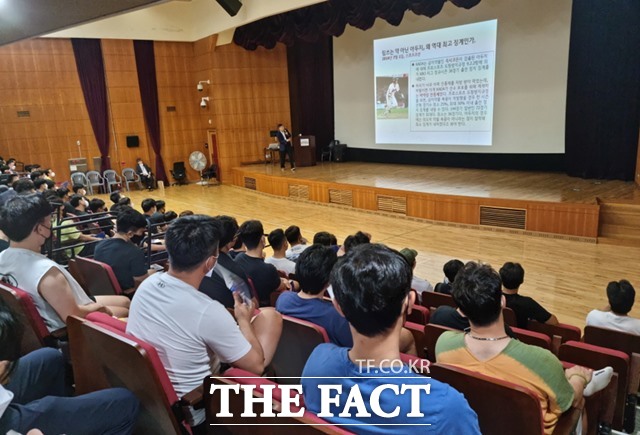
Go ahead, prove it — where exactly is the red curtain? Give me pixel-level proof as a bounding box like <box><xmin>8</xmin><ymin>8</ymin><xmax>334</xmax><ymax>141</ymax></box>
<box><xmin>71</xmin><ymin>38</ymin><xmax>111</xmax><ymax>172</ymax></box>
<box><xmin>133</xmin><ymin>40</ymin><xmax>168</xmax><ymax>183</ymax></box>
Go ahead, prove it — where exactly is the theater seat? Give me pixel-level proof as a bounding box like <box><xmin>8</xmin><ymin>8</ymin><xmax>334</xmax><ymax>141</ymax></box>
<box><xmin>424</xmin><ymin>323</ymin><xmax>457</xmax><ymax>362</ymax></box>
<box><xmin>502</xmin><ymin>307</ymin><xmax>517</xmax><ymax>327</ymax></box>
<box><xmin>404</xmin><ymin>321</ymin><xmax>427</xmax><ymax>359</ymax></box>
<box><xmin>67</xmin><ymin>315</ymin><xmax>200</xmax><ymax>435</ymax></box>
<box><xmin>0</xmin><ymin>281</ymin><xmax>66</xmax><ymax>354</ymax></box>
<box><xmin>270</xmin><ymin>315</ymin><xmax>330</xmax><ymax>385</ymax></box>
<box><xmin>406</xmin><ymin>304</ymin><xmax>429</xmax><ymax>325</ymax></box>
<box><xmin>74</xmin><ymin>257</ymin><xmax>124</xmax><ymax>296</ymax></box>
<box><xmin>511</xmin><ymin>327</ymin><xmax>553</xmax><ymax>352</ymax></box>
<box><xmin>527</xmin><ymin>320</ymin><xmax>581</xmax><ymax>344</ymax></box>
<box><xmin>430</xmin><ymin>363</ymin><xmax>582</xmax><ymax>435</ymax></box>
<box><xmin>421</xmin><ymin>291</ymin><xmax>456</xmax><ymax>311</ymax></box>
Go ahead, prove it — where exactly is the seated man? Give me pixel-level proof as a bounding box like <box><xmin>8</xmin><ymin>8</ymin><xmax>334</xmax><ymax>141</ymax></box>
<box><xmin>586</xmin><ymin>279</ymin><xmax>640</xmax><ymax>335</ymax></box>
<box><xmin>275</xmin><ymin>244</ymin><xmax>352</xmax><ymax>346</ymax></box>
<box><xmin>135</xmin><ymin>158</ymin><xmax>154</xmax><ymax>190</ymax></box>
<box><xmin>434</xmin><ymin>259</ymin><xmax>464</xmax><ymax>295</ymax></box>
<box><xmin>127</xmin><ymin>215</ymin><xmax>283</xmax><ymax>429</ymax></box>
<box><xmin>234</xmin><ymin>220</ymin><xmax>293</xmax><ymax>306</ymax></box>
<box><xmin>94</xmin><ymin>209</ymin><xmax>155</xmax><ymax>292</ymax></box>
<box><xmin>436</xmin><ymin>262</ymin><xmax>613</xmax><ymax>434</ymax></box>
<box><xmin>0</xmin><ymin>195</ymin><xmax>130</xmax><ymax>332</ymax></box>
<box><xmin>302</xmin><ymin>244</ymin><xmax>480</xmax><ymax>433</ymax></box>
<box><xmin>199</xmin><ymin>215</ymin><xmax>252</xmax><ymax>308</ymax></box>
<box><xmin>284</xmin><ymin>225</ymin><xmax>308</xmax><ymax>261</ymax></box>
<box><xmin>0</xmin><ymin>301</ymin><xmax>140</xmax><ymax>434</ymax></box>
<box><xmin>337</xmin><ymin>230</ymin><xmax>371</xmax><ymax>256</ymax></box>
<box><xmin>399</xmin><ymin>248</ymin><xmax>433</xmax><ymax>301</ymax></box>
<box><xmin>264</xmin><ymin>228</ymin><xmax>296</xmax><ymax>276</ymax></box>
<box><xmin>500</xmin><ymin>262</ymin><xmax>558</xmax><ymax>328</ymax></box>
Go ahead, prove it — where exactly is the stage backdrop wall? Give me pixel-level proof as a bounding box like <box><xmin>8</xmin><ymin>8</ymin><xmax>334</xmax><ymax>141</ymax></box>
<box><xmin>333</xmin><ymin>0</ymin><xmax>571</xmax><ymax>159</ymax></box>
<box><xmin>0</xmin><ymin>38</ymin><xmax>290</xmax><ymax>183</ymax></box>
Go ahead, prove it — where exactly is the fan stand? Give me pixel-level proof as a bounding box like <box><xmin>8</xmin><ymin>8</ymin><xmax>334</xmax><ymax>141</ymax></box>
<box><xmin>196</xmin><ymin>169</ymin><xmax>208</xmax><ymax>186</ymax></box>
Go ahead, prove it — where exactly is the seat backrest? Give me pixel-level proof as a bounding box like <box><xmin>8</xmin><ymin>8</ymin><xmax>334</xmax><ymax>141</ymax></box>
<box><xmin>70</xmin><ymin>172</ymin><xmax>87</xmax><ymax>185</ymax></box>
<box><xmin>430</xmin><ymin>363</ymin><xmax>545</xmax><ymax>435</ymax></box>
<box><xmin>559</xmin><ymin>340</ymin><xmax>629</xmax><ymax>430</ymax></box>
<box><xmin>511</xmin><ymin>326</ymin><xmax>551</xmax><ymax>351</ymax></box>
<box><xmin>421</xmin><ymin>291</ymin><xmax>456</xmax><ymax>310</ymax></box>
<box><xmin>404</xmin><ymin>321</ymin><xmax>427</xmax><ymax>359</ymax></box>
<box><xmin>67</xmin><ymin>316</ymin><xmax>184</xmax><ymax>435</ymax></box>
<box><xmin>0</xmin><ymin>282</ymin><xmax>48</xmax><ymax>354</ymax></box>
<box><xmin>583</xmin><ymin>325</ymin><xmax>640</xmax><ymax>358</ymax></box>
<box><xmin>173</xmin><ymin>162</ymin><xmax>186</xmax><ymax>173</ymax></box>
<box><xmin>406</xmin><ymin>304</ymin><xmax>430</xmax><ymax>325</ymax></box>
<box><xmin>122</xmin><ymin>168</ymin><xmax>138</xmax><ymax>180</ymax></box>
<box><xmin>270</xmin><ymin>315</ymin><xmax>330</xmax><ymax>385</ymax></box>
<box><xmin>424</xmin><ymin>323</ymin><xmax>457</xmax><ymax>362</ymax></box>
<box><xmin>103</xmin><ymin>169</ymin><xmax>119</xmax><ymax>182</ymax></box>
<box><xmin>74</xmin><ymin>257</ymin><xmax>122</xmax><ymax>296</ymax></box>
<box><xmin>503</xmin><ymin>307</ymin><xmax>517</xmax><ymax>327</ymax></box>
<box><xmin>527</xmin><ymin>320</ymin><xmax>581</xmax><ymax>343</ymax></box>
<box><xmin>86</xmin><ymin>171</ymin><xmax>102</xmax><ymax>183</ymax></box>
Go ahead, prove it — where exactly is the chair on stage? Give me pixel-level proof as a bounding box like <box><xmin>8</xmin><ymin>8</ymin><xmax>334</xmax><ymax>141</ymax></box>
<box><xmin>102</xmin><ymin>169</ymin><xmax>122</xmax><ymax>193</ymax></box>
<box><xmin>85</xmin><ymin>170</ymin><xmax>104</xmax><ymax>195</ymax></box>
<box><xmin>170</xmin><ymin>162</ymin><xmax>187</xmax><ymax>186</ymax></box>
<box><xmin>121</xmin><ymin>168</ymin><xmax>143</xmax><ymax>191</ymax></box>
<box><xmin>320</xmin><ymin>140</ymin><xmax>337</xmax><ymax>163</ymax></box>
<box><xmin>70</xmin><ymin>172</ymin><xmax>88</xmax><ymax>189</ymax></box>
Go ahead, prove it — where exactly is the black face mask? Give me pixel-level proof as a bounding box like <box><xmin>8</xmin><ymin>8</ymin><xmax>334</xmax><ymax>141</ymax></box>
<box><xmin>131</xmin><ymin>234</ymin><xmax>145</xmax><ymax>246</ymax></box>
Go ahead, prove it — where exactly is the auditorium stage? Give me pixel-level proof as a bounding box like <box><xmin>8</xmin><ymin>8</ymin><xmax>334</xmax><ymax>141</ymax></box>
<box><xmin>231</xmin><ymin>162</ymin><xmax>640</xmax><ymax>241</ymax></box>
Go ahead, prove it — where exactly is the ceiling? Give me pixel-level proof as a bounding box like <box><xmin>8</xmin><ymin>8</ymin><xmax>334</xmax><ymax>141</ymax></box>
<box><xmin>0</xmin><ymin>0</ymin><xmax>327</xmax><ymax>47</ymax></box>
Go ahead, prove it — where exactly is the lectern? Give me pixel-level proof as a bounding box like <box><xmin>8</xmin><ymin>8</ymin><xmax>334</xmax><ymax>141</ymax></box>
<box><xmin>293</xmin><ymin>135</ymin><xmax>316</xmax><ymax>167</ymax></box>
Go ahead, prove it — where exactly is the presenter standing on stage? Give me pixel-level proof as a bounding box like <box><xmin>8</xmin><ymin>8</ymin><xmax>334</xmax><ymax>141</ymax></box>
<box><xmin>277</xmin><ymin>123</ymin><xmax>296</xmax><ymax>172</ymax></box>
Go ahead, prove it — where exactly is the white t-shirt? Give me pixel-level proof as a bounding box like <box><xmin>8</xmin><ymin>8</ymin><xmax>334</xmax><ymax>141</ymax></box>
<box><xmin>126</xmin><ymin>272</ymin><xmax>251</xmax><ymax>425</ymax></box>
<box><xmin>411</xmin><ymin>276</ymin><xmax>434</xmax><ymax>303</ymax></box>
<box><xmin>265</xmin><ymin>256</ymin><xmax>296</xmax><ymax>276</ymax></box>
<box><xmin>285</xmin><ymin>244</ymin><xmax>309</xmax><ymax>262</ymax></box>
<box><xmin>585</xmin><ymin>309</ymin><xmax>640</xmax><ymax>336</ymax></box>
<box><xmin>0</xmin><ymin>247</ymin><xmax>93</xmax><ymax>332</ymax></box>
<box><xmin>0</xmin><ymin>385</ymin><xmax>13</xmax><ymax>420</ymax></box>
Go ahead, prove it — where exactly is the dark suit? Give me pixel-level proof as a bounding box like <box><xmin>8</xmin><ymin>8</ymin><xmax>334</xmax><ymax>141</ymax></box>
<box><xmin>277</xmin><ymin>129</ymin><xmax>295</xmax><ymax>169</ymax></box>
<box><xmin>135</xmin><ymin>162</ymin><xmax>154</xmax><ymax>189</ymax></box>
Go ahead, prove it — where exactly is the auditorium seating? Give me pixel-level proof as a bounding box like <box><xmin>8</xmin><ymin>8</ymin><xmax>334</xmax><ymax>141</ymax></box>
<box><xmin>0</xmin><ymin>281</ymin><xmax>66</xmax><ymax>354</ymax></box>
<box><xmin>502</xmin><ymin>307</ymin><xmax>517</xmax><ymax>327</ymax></box>
<box><xmin>429</xmin><ymin>363</ymin><xmax>583</xmax><ymax>435</ymax></box>
<box><xmin>510</xmin><ymin>327</ymin><xmax>552</xmax><ymax>351</ymax></box>
<box><xmin>421</xmin><ymin>291</ymin><xmax>456</xmax><ymax>310</ymax></box>
<box><xmin>73</xmin><ymin>257</ymin><xmax>124</xmax><ymax>296</ymax></box>
<box><xmin>270</xmin><ymin>315</ymin><xmax>329</xmax><ymax>384</ymax></box>
<box><xmin>404</xmin><ymin>321</ymin><xmax>427</xmax><ymax>359</ymax></box>
<box><xmin>558</xmin><ymin>340</ymin><xmax>632</xmax><ymax>431</ymax></box>
<box><xmin>67</xmin><ymin>314</ymin><xmax>199</xmax><ymax>435</ymax></box>
<box><xmin>424</xmin><ymin>323</ymin><xmax>456</xmax><ymax>362</ymax></box>
<box><xmin>406</xmin><ymin>304</ymin><xmax>429</xmax><ymax>325</ymax></box>
<box><xmin>527</xmin><ymin>320</ymin><xmax>582</xmax><ymax>344</ymax></box>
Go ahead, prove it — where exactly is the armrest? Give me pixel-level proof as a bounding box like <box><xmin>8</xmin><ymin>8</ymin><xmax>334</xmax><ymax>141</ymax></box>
<box><xmin>180</xmin><ymin>385</ymin><xmax>204</xmax><ymax>410</ymax></box>
<box><xmin>628</xmin><ymin>353</ymin><xmax>640</xmax><ymax>395</ymax></box>
<box><xmin>552</xmin><ymin>403</ymin><xmax>583</xmax><ymax>435</ymax></box>
<box><xmin>550</xmin><ymin>335</ymin><xmax>562</xmax><ymax>356</ymax></box>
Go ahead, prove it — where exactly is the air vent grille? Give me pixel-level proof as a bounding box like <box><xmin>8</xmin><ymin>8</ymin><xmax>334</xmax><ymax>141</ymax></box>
<box><xmin>480</xmin><ymin>206</ymin><xmax>526</xmax><ymax>229</ymax></box>
<box><xmin>289</xmin><ymin>184</ymin><xmax>309</xmax><ymax>200</ymax></box>
<box><xmin>377</xmin><ymin>195</ymin><xmax>407</xmax><ymax>214</ymax></box>
<box><xmin>244</xmin><ymin>177</ymin><xmax>256</xmax><ymax>190</ymax></box>
<box><xmin>329</xmin><ymin>189</ymin><xmax>353</xmax><ymax>207</ymax></box>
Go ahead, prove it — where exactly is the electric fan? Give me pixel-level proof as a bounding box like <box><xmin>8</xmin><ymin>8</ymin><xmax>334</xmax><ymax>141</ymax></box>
<box><xmin>188</xmin><ymin>151</ymin><xmax>208</xmax><ymax>185</ymax></box>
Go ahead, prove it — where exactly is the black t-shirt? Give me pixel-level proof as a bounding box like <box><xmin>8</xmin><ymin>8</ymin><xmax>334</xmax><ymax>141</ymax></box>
<box><xmin>430</xmin><ymin>305</ymin><xmax>470</xmax><ymax>330</ymax></box>
<box><xmin>434</xmin><ymin>282</ymin><xmax>452</xmax><ymax>295</ymax></box>
<box><xmin>94</xmin><ymin>238</ymin><xmax>147</xmax><ymax>290</ymax></box>
<box><xmin>503</xmin><ymin>293</ymin><xmax>552</xmax><ymax>328</ymax></box>
<box><xmin>198</xmin><ymin>252</ymin><xmax>250</xmax><ymax>308</ymax></box>
<box><xmin>234</xmin><ymin>253</ymin><xmax>281</xmax><ymax>307</ymax></box>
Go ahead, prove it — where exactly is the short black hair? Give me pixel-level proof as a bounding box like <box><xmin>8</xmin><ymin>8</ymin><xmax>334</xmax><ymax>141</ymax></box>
<box><xmin>268</xmin><ymin>229</ymin><xmax>286</xmax><ymax>251</ymax></box>
<box><xmin>0</xmin><ymin>300</ymin><xmax>23</xmax><ymax>384</ymax></box>
<box><xmin>285</xmin><ymin>225</ymin><xmax>302</xmax><ymax>244</ymax></box>
<box><xmin>215</xmin><ymin>215</ymin><xmax>239</xmax><ymax>247</ymax></box>
<box><xmin>606</xmin><ymin>280</ymin><xmax>635</xmax><ymax>315</ymax></box>
<box><xmin>13</xmin><ymin>179</ymin><xmax>35</xmax><ymax>194</ymax></box>
<box><xmin>164</xmin><ymin>211</ymin><xmax>178</xmax><ymax>223</ymax></box>
<box><xmin>179</xmin><ymin>210</ymin><xmax>194</xmax><ymax>217</ymax></box>
<box><xmin>44</xmin><ymin>179</ymin><xmax>55</xmax><ymax>189</ymax></box>
<box><xmin>72</xmin><ymin>183</ymin><xmax>85</xmax><ymax>193</ymax></box>
<box><xmin>296</xmin><ymin>245</ymin><xmax>337</xmax><ymax>295</ymax></box>
<box><xmin>0</xmin><ymin>194</ymin><xmax>52</xmax><ymax>242</ymax></box>
<box><xmin>331</xmin><ymin>243</ymin><xmax>412</xmax><ymax>337</ymax></box>
<box><xmin>313</xmin><ymin>231</ymin><xmax>333</xmax><ymax>246</ymax></box>
<box><xmin>44</xmin><ymin>168</ymin><xmax>54</xmax><ymax>176</ymax></box>
<box><xmin>88</xmin><ymin>198</ymin><xmax>106</xmax><ymax>213</ymax></box>
<box><xmin>29</xmin><ymin>171</ymin><xmax>43</xmax><ymax>181</ymax></box>
<box><xmin>155</xmin><ymin>200</ymin><xmax>166</xmax><ymax>211</ymax></box>
<box><xmin>118</xmin><ymin>197</ymin><xmax>131</xmax><ymax>206</ymax></box>
<box><xmin>141</xmin><ymin>198</ymin><xmax>157</xmax><ymax>212</ymax></box>
<box><xmin>452</xmin><ymin>262</ymin><xmax>503</xmax><ymax>327</ymax></box>
<box><xmin>56</xmin><ymin>187</ymin><xmax>70</xmax><ymax>198</ymax></box>
<box><xmin>109</xmin><ymin>191</ymin><xmax>122</xmax><ymax>204</ymax></box>
<box><xmin>499</xmin><ymin>262</ymin><xmax>525</xmax><ymax>290</ymax></box>
<box><xmin>238</xmin><ymin>220</ymin><xmax>264</xmax><ymax>250</ymax></box>
<box><xmin>165</xmin><ymin>215</ymin><xmax>220</xmax><ymax>272</ymax></box>
<box><xmin>343</xmin><ymin>231</ymin><xmax>370</xmax><ymax>254</ymax></box>
<box><xmin>116</xmin><ymin>209</ymin><xmax>148</xmax><ymax>234</ymax></box>
<box><xmin>33</xmin><ymin>178</ymin><xmax>48</xmax><ymax>190</ymax></box>
<box><xmin>443</xmin><ymin>259</ymin><xmax>464</xmax><ymax>283</ymax></box>
<box><xmin>69</xmin><ymin>194</ymin><xmax>83</xmax><ymax>208</ymax></box>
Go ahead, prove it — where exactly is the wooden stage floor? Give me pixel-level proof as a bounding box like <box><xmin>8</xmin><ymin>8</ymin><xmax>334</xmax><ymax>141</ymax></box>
<box><xmin>237</xmin><ymin>162</ymin><xmax>640</xmax><ymax>204</ymax></box>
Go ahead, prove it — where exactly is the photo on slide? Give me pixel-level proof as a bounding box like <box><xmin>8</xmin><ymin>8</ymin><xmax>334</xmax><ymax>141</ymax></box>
<box><xmin>376</xmin><ymin>75</ymin><xmax>409</xmax><ymax>119</ymax></box>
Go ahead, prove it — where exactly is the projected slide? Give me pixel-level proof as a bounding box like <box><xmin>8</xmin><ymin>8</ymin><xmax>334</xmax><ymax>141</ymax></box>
<box><xmin>374</xmin><ymin>20</ymin><xmax>497</xmax><ymax>146</ymax></box>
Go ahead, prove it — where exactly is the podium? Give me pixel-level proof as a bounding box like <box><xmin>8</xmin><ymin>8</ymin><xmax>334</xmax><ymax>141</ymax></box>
<box><xmin>293</xmin><ymin>135</ymin><xmax>316</xmax><ymax>167</ymax></box>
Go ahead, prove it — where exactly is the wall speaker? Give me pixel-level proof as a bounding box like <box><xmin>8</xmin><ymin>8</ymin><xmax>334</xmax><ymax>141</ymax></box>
<box><xmin>216</xmin><ymin>0</ymin><xmax>242</xmax><ymax>16</ymax></box>
<box><xmin>126</xmin><ymin>135</ymin><xmax>139</xmax><ymax>148</ymax></box>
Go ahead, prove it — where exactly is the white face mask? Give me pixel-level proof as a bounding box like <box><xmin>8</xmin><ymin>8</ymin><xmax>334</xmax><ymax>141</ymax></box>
<box><xmin>49</xmin><ymin>172</ymin><xmax>55</xmax><ymax>178</ymax></box>
<box><xmin>82</xmin><ymin>199</ymin><xmax>89</xmax><ymax>207</ymax></box>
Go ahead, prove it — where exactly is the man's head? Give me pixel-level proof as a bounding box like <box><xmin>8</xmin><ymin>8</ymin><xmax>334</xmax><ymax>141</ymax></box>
<box><xmin>56</xmin><ymin>188</ymin><xmax>70</xmax><ymax>201</ymax></box>
<box><xmin>443</xmin><ymin>259</ymin><xmax>464</xmax><ymax>283</ymax></box>
<box><xmin>29</xmin><ymin>171</ymin><xmax>44</xmax><ymax>181</ymax></box>
<box><xmin>297</xmin><ymin>245</ymin><xmax>337</xmax><ymax>295</ymax></box>
<box><xmin>237</xmin><ymin>220</ymin><xmax>265</xmax><ymax>251</ymax></box>
<box><xmin>33</xmin><ymin>178</ymin><xmax>48</xmax><ymax>192</ymax></box>
<box><xmin>109</xmin><ymin>191</ymin><xmax>122</xmax><ymax>204</ymax></box>
<box><xmin>136</xmin><ymin>158</ymin><xmax>143</xmax><ymax>164</ymax></box>
<box><xmin>155</xmin><ymin>200</ymin><xmax>166</xmax><ymax>213</ymax></box>
<box><xmin>214</xmin><ymin>215</ymin><xmax>239</xmax><ymax>250</ymax></box>
<box><xmin>399</xmin><ymin>248</ymin><xmax>418</xmax><ymax>269</ymax></box>
<box><xmin>606</xmin><ymin>280</ymin><xmax>636</xmax><ymax>315</ymax></box>
<box><xmin>89</xmin><ymin>198</ymin><xmax>106</xmax><ymax>213</ymax></box>
<box><xmin>165</xmin><ymin>215</ymin><xmax>220</xmax><ymax>273</ymax></box>
<box><xmin>313</xmin><ymin>231</ymin><xmax>333</xmax><ymax>246</ymax></box>
<box><xmin>164</xmin><ymin>211</ymin><xmax>178</xmax><ymax>224</ymax></box>
<box><xmin>499</xmin><ymin>262</ymin><xmax>525</xmax><ymax>291</ymax></box>
<box><xmin>285</xmin><ymin>225</ymin><xmax>302</xmax><ymax>245</ymax></box>
<box><xmin>70</xmin><ymin>194</ymin><xmax>86</xmax><ymax>209</ymax></box>
<box><xmin>331</xmin><ymin>243</ymin><xmax>413</xmax><ymax>337</ymax></box>
<box><xmin>72</xmin><ymin>183</ymin><xmax>86</xmax><ymax>195</ymax></box>
<box><xmin>116</xmin><ymin>209</ymin><xmax>148</xmax><ymax>238</ymax></box>
<box><xmin>343</xmin><ymin>231</ymin><xmax>370</xmax><ymax>254</ymax></box>
<box><xmin>141</xmin><ymin>198</ymin><xmax>157</xmax><ymax>214</ymax></box>
<box><xmin>44</xmin><ymin>168</ymin><xmax>55</xmax><ymax>178</ymax></box>
<box><xmin>13</xmin><ymin>179</ymin><xmax>35</xmax><ymax>195</ymax></box>
<box><xmin>278</xmin><ymin>124</ymin><xmax>284</xmax><ymax>132</ymax></box>
<box><xmin>0</xmin><ymin>194</ymin><xmax>52</xmax><ymax>243</ymax></box>
<box><xmin>452</xmin><ymin>262</ymin><xmax>503</xmax><ymax>327</ymax></box>
<box><xmin>267</xmin><ymin>229</ymin><xmax>288</xmax><ymax>253</ymax></box>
